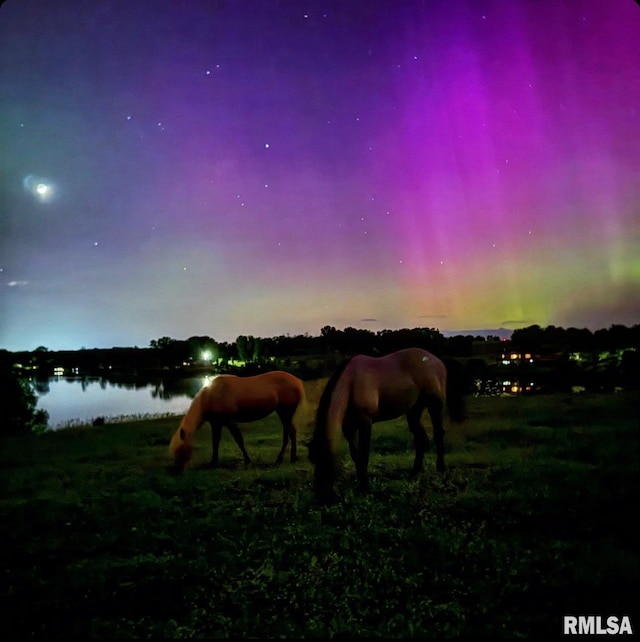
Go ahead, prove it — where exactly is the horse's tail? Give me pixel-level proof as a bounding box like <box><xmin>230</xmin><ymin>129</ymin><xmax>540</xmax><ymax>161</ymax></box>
<box><xmin>443</xmin><ymin>357</ymin><xmax>467</xmax><ymax>423</ymax></box>
<box><xmin>291</xmin><ymin>376</ymin><xmax>313</xmax><ymax>432</ymax></box>
<box><xmin>308</xmin><ymin>357</ymin><xmax>353</xmax><ymax>495</ymax></box>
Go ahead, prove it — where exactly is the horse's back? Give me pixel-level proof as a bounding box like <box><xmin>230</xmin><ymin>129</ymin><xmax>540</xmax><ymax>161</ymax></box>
<box><xmin>346</xmin><ymin>348</ymin><xmax>446</xmax><ymax>420</ymax></box>
<box><xmin>386</xmin><ymin>347</ymin><xmax>447</xmax><ymax>397</ymax></box>
<box><xmin>350</xmin><ymin>348</ymin><xmax>444</xmax><ymax>385</ymax></box>
<box><xmin>206</xmin><ymin>371</ymin><xmax>303</xmax><ymax>413</ymax></box>
<box><xmin>259</xmin><ymin>370</ymin><xmax>305</xmax><ymax>406</ymax></box>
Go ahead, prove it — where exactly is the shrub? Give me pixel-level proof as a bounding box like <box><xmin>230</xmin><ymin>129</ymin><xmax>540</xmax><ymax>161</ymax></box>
<box><xmin>0</xmin><ymin>371</ymin><xmax>49</xmax><ymax>435</ymax></box>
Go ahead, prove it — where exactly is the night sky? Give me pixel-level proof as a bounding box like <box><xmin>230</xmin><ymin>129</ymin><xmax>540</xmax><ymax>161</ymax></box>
<box><xmin>1</xmin><ymin>0</ymin><xmax>639</xmax><ymax>352</ymax></box>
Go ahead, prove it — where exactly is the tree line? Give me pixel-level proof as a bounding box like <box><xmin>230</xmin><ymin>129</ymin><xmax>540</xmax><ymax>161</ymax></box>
<box><xmin>2</xmin><ymin>323</ymin><xmax>638</xmax><ymax>378</ymax></box>
<box><xmin>509</xmin><ymin>323</ymin><xmax>639</xmax><ymax>354</ymax></box>
<box><xmin>147</xmin><ymin>322</ymin><xmax>640</xmax><ymax>360</ymax></box>
<box><xmin>1</xmin><ymin>322</ymin><xmax>638</xmax><ymax>436</ymax></box>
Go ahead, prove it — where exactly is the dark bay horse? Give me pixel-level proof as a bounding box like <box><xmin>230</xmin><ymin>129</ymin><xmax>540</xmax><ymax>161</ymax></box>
<box><xmin>308</xmin><ymin>347</ymin><xmax>466</xmax><ymax>503</ymax></box>
<box><xmin>169</xmin><ymin>371</ymin><xmax>306</xmax><ymax>472</ymax></box>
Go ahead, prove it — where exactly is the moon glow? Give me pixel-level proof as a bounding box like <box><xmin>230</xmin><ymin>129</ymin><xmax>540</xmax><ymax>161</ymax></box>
<box><xmin>23</xmin><ymin>174</ymin><xmax>56</xmax><ymax>202</ymax></box>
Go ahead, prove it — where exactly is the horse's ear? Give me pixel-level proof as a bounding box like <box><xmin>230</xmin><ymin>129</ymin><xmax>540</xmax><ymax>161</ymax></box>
<box><xmin>180</xmin><ymin>428</ymin><xmax>186</xmax><ymax>440</ymax></box>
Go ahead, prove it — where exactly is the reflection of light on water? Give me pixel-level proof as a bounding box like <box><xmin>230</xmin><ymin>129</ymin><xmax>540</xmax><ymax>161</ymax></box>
<box><xmin>501</xmin><ymin>380</ymin><xmax>535</xmax><ymax>395</ymax></box>
<box><xmin>475</xmin><ymin>378</ymin><xmax>537</xmax><ymax>396</ymax></box>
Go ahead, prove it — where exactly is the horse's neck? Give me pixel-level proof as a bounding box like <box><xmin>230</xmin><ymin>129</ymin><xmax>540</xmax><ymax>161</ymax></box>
<box><xmin>181</xmin><ymin>396</ymin><xmax>205</xmax><ymax>436</ymax></box>
<box><xmin>326</xmin><ymin>382</ymin><xmax>350</xmax><ymax>445</ymax></box>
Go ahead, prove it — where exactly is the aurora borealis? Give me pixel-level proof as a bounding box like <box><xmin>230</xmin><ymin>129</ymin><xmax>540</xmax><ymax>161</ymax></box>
<box><xmin>1</xmin><ymin>0</ymin><xmax>639</xmax><ymax>352</ymax></box>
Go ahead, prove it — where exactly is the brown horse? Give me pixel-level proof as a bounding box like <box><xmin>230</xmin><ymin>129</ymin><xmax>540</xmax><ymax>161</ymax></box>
<box><xmin>169</xmin><ymin>370</ymin><xmax>305</xmax><ymax>472</ymax></box>
<box><xmin>308</xmin><ymin>347</ymin><xmax>466</xmax><ymax>504</ymax></box>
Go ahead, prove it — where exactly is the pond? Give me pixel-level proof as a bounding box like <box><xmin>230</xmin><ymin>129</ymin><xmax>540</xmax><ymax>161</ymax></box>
<box><xmin>34</xmin><ymin>375</ymin><xmax>211</xmax><ymax>429</ymax></box>
<box><xmin>34</xmin><ymin>372</ymin><xmax>568</xmax><ymax>430</ymax></box>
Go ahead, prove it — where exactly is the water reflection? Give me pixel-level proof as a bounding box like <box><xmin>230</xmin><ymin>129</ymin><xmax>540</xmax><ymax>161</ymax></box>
<box><xmin>37</xmin><ymin>372</ymin><xmax>575</xmax><ymax>430</ymax></box>
<box><xmin>149</xmin><ymin>375</ymin><xmax>214</xmax><ymax>400</ymax></box>
<box><xmin>35</xmin><ymin>375</ymin><xmax>210</xmax><ymax>429</ymax></box>
<box><xmin>473</xmin><ymin>377</ymin><xmax>539</xmax><ymax>396</ymax></box>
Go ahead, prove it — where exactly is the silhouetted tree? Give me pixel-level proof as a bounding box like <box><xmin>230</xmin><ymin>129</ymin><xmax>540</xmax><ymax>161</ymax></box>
<box><xmin>236</xmin><ymin>335</ymin><xmax>263</xmax><ymax>362</ymax></box>
<box><xmin>150</xmin><ymin>337</ymin><xmax>175</xmax><ymax>350</ymax></box>
<box><xmin>186</xmin><ymin>336</ymin><xmax>219</xmax><ymax>362</ymax></box>
<box><xmin>511</xmin><ymin>325</ymin><xmax>545</xmax><ymax>352</ymax></box>
<box><xmin>620</xmin><ymin>350</ymin><xmax>640</xmax><ymax>390</ymax></box>
<box><xmin>342</xmin><ymin>327</ymin><xmax>376</xmax><ymax>354</ymax></box>
<box><xmin>319</xmin><ymin>325</ymin><xmax>341</xmax><ymax>353</ymax></box>
<box><xmin>0</xmin><ymin>372</ymin><xmax>49</xmax><ymax>435</ymax></box>
<box><xmin>446</xmin><ymin>335</ymin><xmax>474</xmax><ymax>357</ymax></box>
<box><xmin>564</xmin><ymin>327</ymin><xmax>594</xmax><ymax>352</ymax></box>
<box><xmin>148</xmin><ymin>337</ymin><xmax>189</xmax><ymax>367</ymax></box>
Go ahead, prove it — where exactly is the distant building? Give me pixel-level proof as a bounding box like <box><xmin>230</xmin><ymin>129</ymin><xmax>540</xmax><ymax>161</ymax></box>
<box><xmin>500</xmin><ymin>351</ymin><xmax>534</xmax><ymax>366</ymax></box>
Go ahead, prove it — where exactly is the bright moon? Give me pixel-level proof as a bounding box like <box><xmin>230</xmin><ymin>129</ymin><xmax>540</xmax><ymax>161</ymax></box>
<box><xmin>23</xmin><ymin>174</ymin><xmax>56</xmax><ymax>202</ymax></box>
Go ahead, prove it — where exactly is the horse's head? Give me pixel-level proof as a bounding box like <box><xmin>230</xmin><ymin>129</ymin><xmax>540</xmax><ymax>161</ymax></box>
<box><xmin>169</xmin><ymin>426</ymin><xmax>194</xmax><ymax>473</ymax></box>
<box><xmin>308</xmin><ymin>434</ymin><xmax>340</xmax><ymax>505</ymax></box>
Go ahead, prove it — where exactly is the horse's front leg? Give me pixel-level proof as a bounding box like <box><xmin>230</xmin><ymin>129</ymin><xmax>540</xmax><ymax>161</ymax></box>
<box><xmin>226</xmin><ymin>422</ymin><xmax>251</xmax><ymax>465</ymax></box>
<box><xmin>289</xmin><ymin>424</ymin><xmax>297</xmax><ymax>463</ymax></box>
<box><xmin>345</xmin><ymin>419</ymin><xmax>372</xmax><ymax>493</ymax></box>
<box><xmin>210</xmin><ymin>422</ymin><xmax>222</xmax><ymax>467</ymax></box>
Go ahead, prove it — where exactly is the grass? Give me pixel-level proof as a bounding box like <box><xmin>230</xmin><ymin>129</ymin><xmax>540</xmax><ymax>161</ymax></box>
<box><xmin>1</xmin><ymin>390</ymin><xmax>638</xmax><ymax>638</ymax></box>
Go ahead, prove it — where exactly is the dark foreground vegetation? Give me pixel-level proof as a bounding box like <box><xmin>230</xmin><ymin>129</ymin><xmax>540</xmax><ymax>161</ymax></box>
<box><xmin>1</xmin><ymin>388</ymin><xmax>638</xmax><ymax>638</ymax></box>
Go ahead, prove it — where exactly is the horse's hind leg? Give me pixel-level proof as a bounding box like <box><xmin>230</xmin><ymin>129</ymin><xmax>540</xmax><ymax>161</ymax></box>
<box><xmin>407</xmin><ymin>404</ymin><xmax>429</xmax><ymax>475</ymax></box>
<box><xmin>275</xmin><ymin>409</ymin><xmax>297</xmax><ymax>464</ymax></box>
<box><xmin>274</xmin><ymin>422</ymin><xmax>291</xmax><ymax>465</ymax></box>
<box><xmin>426</xmin><ymin>397</ymin><xmax>446</xmax><ymax>472</ymax></box>
<box><xmin>226</xmin><ymin>422</ymin><xmax>251</xmax><ymax>465</ymax></box>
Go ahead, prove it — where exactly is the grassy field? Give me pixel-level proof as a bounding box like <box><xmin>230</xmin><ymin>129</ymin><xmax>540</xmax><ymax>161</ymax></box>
<box><xmin>1</xmin><ymin>383</ymin><xmax>638</xmax><ymax>638</ymax></box>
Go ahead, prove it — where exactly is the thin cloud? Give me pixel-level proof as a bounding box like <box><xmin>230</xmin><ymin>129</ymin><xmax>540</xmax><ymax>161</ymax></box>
<box><xmin>500</xmin><ymin>319</ymin><xmax>534</xmax><ymax>327</ymax></box>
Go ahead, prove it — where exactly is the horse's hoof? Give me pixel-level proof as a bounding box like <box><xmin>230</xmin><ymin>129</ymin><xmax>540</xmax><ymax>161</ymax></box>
<box><xmin>319</xmin><ymin>492</ymin><xmax>341</xmax><ymax>506</ymax></box>
<box><xmin>314</xmin><ymin>486</ymin><xmax>341</xmax><ymax>506</ymax></box>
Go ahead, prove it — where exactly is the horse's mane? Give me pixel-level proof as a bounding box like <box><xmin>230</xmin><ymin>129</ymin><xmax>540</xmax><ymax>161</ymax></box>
<box><xmin>308</xmin><ymin>356</ymin><xmax>353</xmax><ymax>465</ymax></box>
